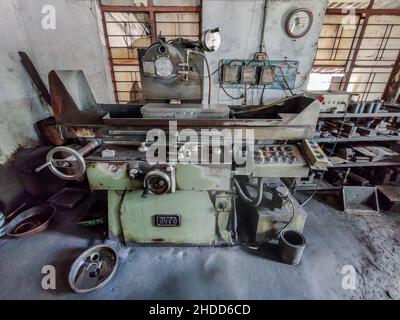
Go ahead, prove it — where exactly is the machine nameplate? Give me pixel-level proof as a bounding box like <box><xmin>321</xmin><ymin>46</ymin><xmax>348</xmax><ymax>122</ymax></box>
<box><xmin>154</xmin><ymin>214</ymin><xmax>181</xmax><ymax>227</ymax></box>
<box><xmin>143</xmin><ymin>61</ymin><xmax>155</xmax><ymax>76</ymax></box>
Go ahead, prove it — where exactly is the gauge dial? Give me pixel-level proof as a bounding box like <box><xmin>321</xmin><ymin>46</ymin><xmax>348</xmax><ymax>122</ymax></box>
<box><xmin>285</xmin><ymin>8</ymin><xmax>313</xmax><ymax>38</ymax></box>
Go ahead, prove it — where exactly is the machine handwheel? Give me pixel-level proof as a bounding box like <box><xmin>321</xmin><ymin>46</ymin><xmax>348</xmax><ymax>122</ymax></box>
<box><xmin>46</xmin><ymin>146</ymin><xmax>86</xmax><ymax>180</ymax></box>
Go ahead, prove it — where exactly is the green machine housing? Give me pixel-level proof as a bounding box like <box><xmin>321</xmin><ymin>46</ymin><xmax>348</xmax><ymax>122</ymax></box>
<box><xmin>40</xmin><ymin>37</ymin><xmax>323</xmax><ymax>246</ymax></box>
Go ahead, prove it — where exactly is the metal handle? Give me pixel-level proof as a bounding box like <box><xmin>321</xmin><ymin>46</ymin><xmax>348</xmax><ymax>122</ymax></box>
<box><xmin>36</xmin><ymin>139</ymin><xmax>101</xmax><ymax>180</ymax></box>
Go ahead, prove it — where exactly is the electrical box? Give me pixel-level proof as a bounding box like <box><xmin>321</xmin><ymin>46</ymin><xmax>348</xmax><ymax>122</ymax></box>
<box><xmin>220</xmin><ymin>59</ymin><xmax>298</xmax><ymax>89</ymax></box>
<box><xmin>259</xmin><ymin>67</ymin><xmax>275</xmax><ymax>85</ymax></box>
<box><xmin>223</xmin><ymin>65</ymin><xmax>240</xmax><ymax>83</ymax></box>
<box><xmin>241</xmin><ymin>66</ymin><xmax>257</xmax><ymax>84</ymax></box>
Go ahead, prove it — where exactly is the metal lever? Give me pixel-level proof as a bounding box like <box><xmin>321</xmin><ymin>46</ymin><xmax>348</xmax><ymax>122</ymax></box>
<box><xmin>35</xmin><ymin>161</ymin><xmax>52</xmax><ymax>173</ymax></box>
<box><xmin>36</xmin><ymin>139</ymin><xmax>102</xmax><ymax>180</ymax></box>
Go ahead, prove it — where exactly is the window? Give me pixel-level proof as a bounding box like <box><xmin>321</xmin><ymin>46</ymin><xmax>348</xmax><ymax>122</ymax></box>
<box><xmin>310</xmin><ymin>0</ymin><xmax>400</xmax><ymax>102</ymax></box>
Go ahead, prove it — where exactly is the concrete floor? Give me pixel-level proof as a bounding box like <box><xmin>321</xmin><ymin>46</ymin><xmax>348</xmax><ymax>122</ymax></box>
<box><xmin>0</xmin><ymin>193</ymin><xmax>399</xmax><ymax>300</ymax></box>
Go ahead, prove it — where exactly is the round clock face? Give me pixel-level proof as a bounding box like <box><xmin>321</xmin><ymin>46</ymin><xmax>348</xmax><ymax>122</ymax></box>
<box><xmin>286</xmin><ymin>8</ymin><xmax>313</xmax><ymax>38</ymax></box>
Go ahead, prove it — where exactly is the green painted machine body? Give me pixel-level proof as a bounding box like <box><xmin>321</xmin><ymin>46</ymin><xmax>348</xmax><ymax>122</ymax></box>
<box><xmin>108</xmin><ymin>190</ymin><xmax>231</xmax><ymax>245</ymax></box>
<box><xmin>87</xmin><ymin>162</ymin><xmax>232</xmax><ymax>244</ymax></box>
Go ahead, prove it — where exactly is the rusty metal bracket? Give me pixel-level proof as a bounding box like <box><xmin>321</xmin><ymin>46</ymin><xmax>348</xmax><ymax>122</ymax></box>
<box><xmin>19</xmin><ymin>52</ymin><xmax>51</xmax><ymax>106</ymax></box>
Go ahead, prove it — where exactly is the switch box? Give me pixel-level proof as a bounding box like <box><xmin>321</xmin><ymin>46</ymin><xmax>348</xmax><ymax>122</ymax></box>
<box><xmin>223</xmin><ymin>65</ymin><xmax>240</xmax><ymax>83</ymax></box>
<box><xmin>241</xmin><ymin>66</ymin><xmax>257</xmax><ymax>84</ymax></box>
<box><xmin>260</xmin><ymin>67</ymin><xmax>275</xmax><ymax>85</ymax></box>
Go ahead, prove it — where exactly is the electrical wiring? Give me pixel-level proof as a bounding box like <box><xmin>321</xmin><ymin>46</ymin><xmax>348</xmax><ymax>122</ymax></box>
<box><xmin>230</xmin><ymin>191</ymin><xmax>296</xmax><ymax>248</ymax></box>
<box><xmin>263</xmin><ymin>50</ymin><xmax>295</xmax><ymax>96</ymax></box>
<box><xmin>274</xmin><ymin>65</ymin><xmax>295</xmax><ymax>96</ymax></box>
<box><xmin>300</xmin><ymin>112</ymin><xmax>349</xmax><ymax>207</ymax></box>
<box><xmin>201</xmin><ymin>64</ymin><xmax>223</xmax><ymax>79</ymax></box>
<box><xmin>259</xmin><ymin>0</ymin><xmax>269</xmax><ymax>53</ymax></box>
<box><xmin>192</xmin><ymin>51</ymin><xmax>212</xmax><ymax>104</ymax></box>
<box><xmin>259</xmin><ymin>84</ymin><xmax>266</xmax><ymax>105</ymax></box>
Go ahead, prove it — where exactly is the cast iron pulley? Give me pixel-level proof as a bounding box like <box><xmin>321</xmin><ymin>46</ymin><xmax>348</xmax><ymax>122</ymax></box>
<box><xmin>68</xmin><ymin>244</ymin><xmax>119</xmax><ymax>293</ymax></box>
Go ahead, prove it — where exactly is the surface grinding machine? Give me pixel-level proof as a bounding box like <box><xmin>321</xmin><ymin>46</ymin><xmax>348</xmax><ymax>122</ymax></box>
<box><xmin>37</xmin><ymin>32</ymin><xmax>328</xmax><ymax>246</ymax></box>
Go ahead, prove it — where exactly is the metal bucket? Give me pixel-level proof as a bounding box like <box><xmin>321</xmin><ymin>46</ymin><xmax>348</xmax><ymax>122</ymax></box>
<box><xmin>278</xmin><ymin>230</ymin><xmax>306</xmax><ymax>265</ymax></box>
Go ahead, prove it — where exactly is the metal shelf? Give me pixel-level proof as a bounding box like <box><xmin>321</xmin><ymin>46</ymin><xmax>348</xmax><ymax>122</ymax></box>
<box><xmin>315</xmin><ymin>135</ymin><xmax>400</xmax><ymax>143</ymax></box>
<box><xmin>331</xmin><ymin>161</ymin><xmax>400</xmax><ymax>168</ymax></box>
<box><xmin>318</xmin><ymin>112</ymin><xmax>400</xmax><ymax>119</ymax></box>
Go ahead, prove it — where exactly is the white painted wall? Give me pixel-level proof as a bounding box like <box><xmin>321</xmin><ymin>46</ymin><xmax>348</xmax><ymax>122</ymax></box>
<box><xmin>0</xmin><ymin>0</ymin><xmax>114</xmax><ymax>164</ymax></box>
<box><xmin>202</xmin><ymin>0</ymin><xmax>328</xmax><ymax>105</ymax></box>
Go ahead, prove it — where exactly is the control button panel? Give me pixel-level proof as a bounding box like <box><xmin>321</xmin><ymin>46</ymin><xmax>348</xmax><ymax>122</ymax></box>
<box><xmin>301</xmin><ymin>140</ymin><xmax>331</xmax><ymax>171</ymax></box>
<box><xmin>252</xmin><ymin>144</ymin><xmax>309</xmax><ymax>178</ymax></box>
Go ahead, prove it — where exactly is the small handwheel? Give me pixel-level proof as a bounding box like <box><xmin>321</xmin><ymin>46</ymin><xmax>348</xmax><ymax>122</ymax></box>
<box><xmin>46</xmin><ymin>146</ymin><xmax>86</xmax><ymax>180</ymax></box>
<box><xmin>143</xmin><ymin>170</ymin><xmax>172</xmax><ymax>195</ymax></box>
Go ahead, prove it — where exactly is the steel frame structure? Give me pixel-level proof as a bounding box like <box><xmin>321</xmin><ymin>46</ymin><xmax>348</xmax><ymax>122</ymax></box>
<box><xmin>313</xmin><ymin>0</ymin><xmax>400</xmax><ymax>101</ymax></box>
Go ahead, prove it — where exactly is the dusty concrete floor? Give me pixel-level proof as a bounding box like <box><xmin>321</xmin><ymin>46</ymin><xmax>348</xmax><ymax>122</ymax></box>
<box><xmin>0</xmin><ymin>193</ymin><xmax>399</xmax><ymax>300</ymax></box>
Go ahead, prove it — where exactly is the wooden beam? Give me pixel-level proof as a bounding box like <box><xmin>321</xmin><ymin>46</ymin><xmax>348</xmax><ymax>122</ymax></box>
<box><xmin>341</xmin><ymin>0</ymin><xmax>375</xmax><ymax>91</ymax></box>
<box><xmin>326</xmin><ymin>8</ymin><xmax>400</xmax><ymax>16</ymax></box>
<box><xmin>382</xmin><ymin>50</ymin><xmax>400</xmax><ymax>102</ymax></box>
<box><xmin>100</xmin><ymin>5</ymin><xmax>201</xmax><ymax>13</ymax></box>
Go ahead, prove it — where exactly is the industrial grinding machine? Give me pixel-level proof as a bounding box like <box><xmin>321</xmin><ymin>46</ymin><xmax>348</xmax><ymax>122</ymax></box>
<box><xmin>36</xmin><ymin>30</ymin><xmax>329</xmax><ymax>246</ymax></box>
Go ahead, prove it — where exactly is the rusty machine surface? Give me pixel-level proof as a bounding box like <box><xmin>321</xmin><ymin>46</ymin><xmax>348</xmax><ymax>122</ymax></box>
<box><xmin>37</xmin><ymin>34</ymin><xmax>326</xmax><ymax>246</ymax></box>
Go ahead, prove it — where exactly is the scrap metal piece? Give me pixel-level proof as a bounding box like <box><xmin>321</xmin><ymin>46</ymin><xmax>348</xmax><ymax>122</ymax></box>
<box><xmin>377</xmin><ymin>185</ymin><xmax>400</xmax><ymax>212</ymax></box>
<box><xmin>341</xmin><ymin>186</ymin><xmax>380</xmax><ymax>215</ymax></box>
<box><xmin>68</xmin><ymin>244</ymin><xmax>118</xmax><ymax>293</ymax></box>
<box><xmin>47</xmin><ymin>187</ymin><xmax>89</xmax><ymax>209</ymax></box>
<box><xmin>49</xmin><ymin>71</ymin><xmax>104</xmax><ymax>124</ymax></box>
<box><xmin>5</xmin><ymin>204</ymin><xmax>55</xmax><ymax>238</ymax></box>
<box><xmin>0</xmin><ymin>213</ymin><xmax>5</xmax><ymax>237</ymax></box>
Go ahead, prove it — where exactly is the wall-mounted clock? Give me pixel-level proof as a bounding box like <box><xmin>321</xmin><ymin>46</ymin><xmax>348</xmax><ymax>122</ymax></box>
<box><xmin>285</xmin><ymin>8</ymin><xmax>313</xmax><ymax>38</ymax></box>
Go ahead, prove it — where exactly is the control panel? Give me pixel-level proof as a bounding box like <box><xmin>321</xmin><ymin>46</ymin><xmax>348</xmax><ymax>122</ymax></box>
<box><xmin>306</xmin><ymin>90</ymin><xmax>350</xmax><ymax>113</ymax></box>
<box><xmin>252</xmin><ymin>144</ymin><xmax>309</xmax><ymax>178</ymax></box>
<box><xmin>301</xmin><ymin>140</ymin><xmax>331</xmax><ymax>171</ymax></box>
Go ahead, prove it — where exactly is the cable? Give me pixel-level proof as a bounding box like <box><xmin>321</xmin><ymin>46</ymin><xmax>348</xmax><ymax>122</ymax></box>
<box><xmin>259</xmin><ymin>0</ymin><xmax>269</xmax><ymax>53</ymax></box>
<box><xmin>274</xmin><ymin>195</ymin><xmax>296</xmax><ymax>237</ymax></box>
<box><xmin>192</xmin><ymin>51</ymin><xmax>212</xmax><ymax>104</ymax></box>
<box><xmin>234</xmin><ymin>177</ymin><xmax>264</xmax><ymax>207</ymax></box>
<box><xmin>264</xmin><ymin>50</ymin><xmax>295</xmax><ymax>96</ymax></box>
<box><xmin>274</xmin><ymin>65</ymin><xmax>294</xmax><ymax>96</ymax></box>
<box><xmin>202</xmin><ymin>53</ymin><xmax>212</xmax><ymax>105</ymax></box>
<box><xmin>117</xmin><ymin>189</ymin><xmax>127</xmax><ymax>245</ymax></box>
<box><xmin>300</xmin><ymin>112</ymin><xmax>349</xmax><ymax>207</ymax></box>
<box><xmin>230</xmin><ymin>192</ymin><xmax>295</xmax><ymax>247</ymax></box>
<box><xmin>259</xmin><ymin>85</ymin><xmax>266</xmax><ymax>105</ymax></box>
<box><xmin>201</xmin><ymin>64</ymin><xmax>223</xmax><ymax>79</ymax></box>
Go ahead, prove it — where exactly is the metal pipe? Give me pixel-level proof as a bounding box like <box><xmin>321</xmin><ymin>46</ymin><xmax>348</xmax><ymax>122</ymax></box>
<box><xmin>77</xmin><ymin>139</ymin><xmax>102</xmax><ymax>156</ymax></box>
<box><xmin>278</xmin><ymin>230</ymin><xmax>306</xmax><ymax>265</ymax></box>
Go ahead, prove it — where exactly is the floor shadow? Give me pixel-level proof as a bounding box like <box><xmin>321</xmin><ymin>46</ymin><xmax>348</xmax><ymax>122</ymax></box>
<box><xmin>240</xmin><ymin>242</ymin><xmax>286</xmax><ymax>264</ymax></box>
